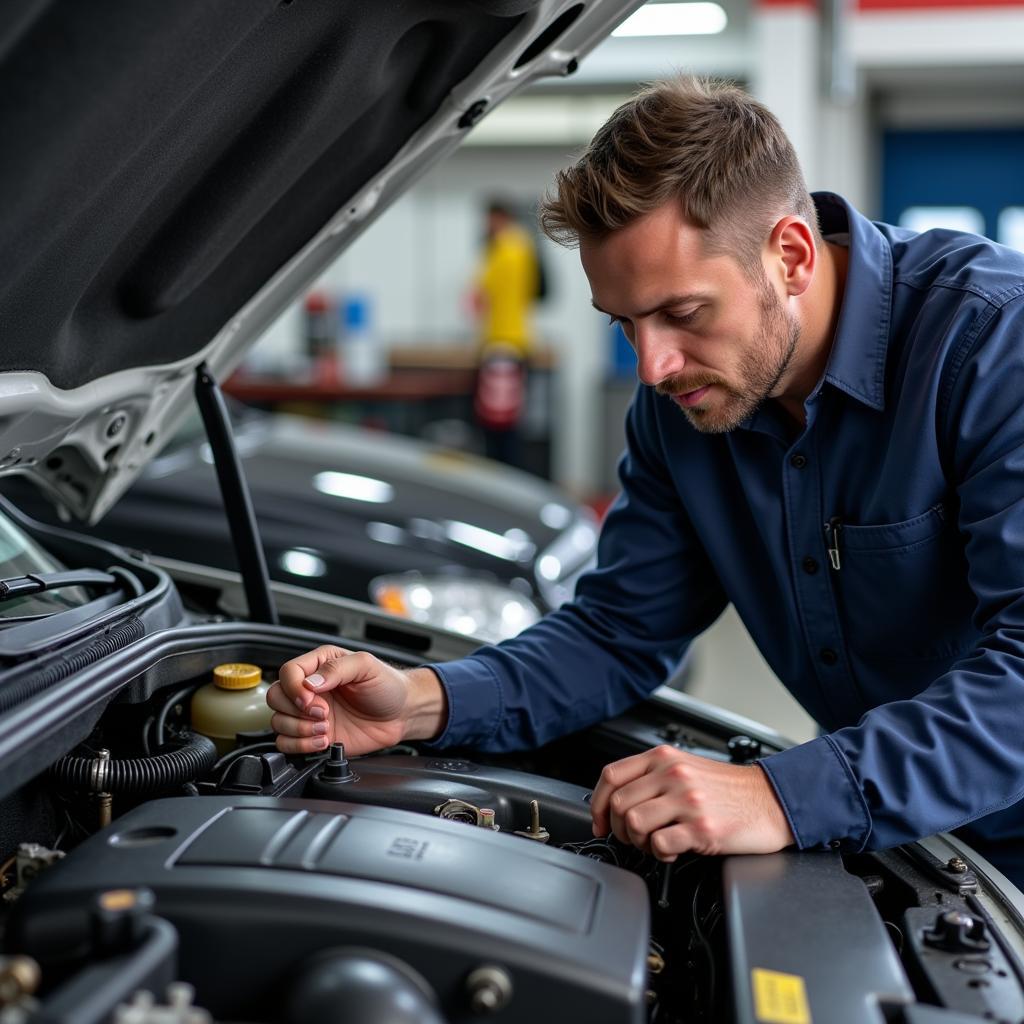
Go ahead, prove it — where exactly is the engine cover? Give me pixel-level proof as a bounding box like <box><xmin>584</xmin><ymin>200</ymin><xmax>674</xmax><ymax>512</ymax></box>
<box><xmin>10</xmin><ymin>796</ymin><xmax>651</xmax><ymax>1023</ymax></box>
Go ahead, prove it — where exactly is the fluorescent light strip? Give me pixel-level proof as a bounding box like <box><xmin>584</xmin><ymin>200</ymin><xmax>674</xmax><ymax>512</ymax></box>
<box><xmin>613</xmin><ymin>3</ymin><xmax>728</xmax><ymax>37</ymax></box>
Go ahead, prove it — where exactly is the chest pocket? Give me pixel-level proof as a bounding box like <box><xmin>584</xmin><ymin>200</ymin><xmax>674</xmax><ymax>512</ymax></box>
<box><xmin>832</xmin><ymin>502</ymin><xmax>979</xmax><ymax>661</ymax></box>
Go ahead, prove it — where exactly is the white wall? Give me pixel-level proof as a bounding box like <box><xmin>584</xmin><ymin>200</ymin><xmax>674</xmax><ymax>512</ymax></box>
<box><xmin>250</xmin><ymin>138</ymin><xmax>625</xmax><ymax>497</ymax></box>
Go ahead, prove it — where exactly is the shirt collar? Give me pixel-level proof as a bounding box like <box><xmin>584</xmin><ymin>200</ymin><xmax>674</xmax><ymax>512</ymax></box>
<box><xmin>813</xmin><ymin>191</ymin><xmax>892</xmax><ymax>412</ymax></box>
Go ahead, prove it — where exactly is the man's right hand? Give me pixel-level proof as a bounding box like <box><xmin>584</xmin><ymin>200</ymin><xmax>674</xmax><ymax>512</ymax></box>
<box><xmin>265</xmin><ymin>645</ymin><xmax>448</xmax><ymax>756</ymax></box>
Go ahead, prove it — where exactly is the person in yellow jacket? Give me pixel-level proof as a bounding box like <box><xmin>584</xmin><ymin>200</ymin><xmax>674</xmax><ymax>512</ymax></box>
<box><xmin>472</xmin><ymin>199</ymin><xmax>540</xmax><ymax>466</ymax></box>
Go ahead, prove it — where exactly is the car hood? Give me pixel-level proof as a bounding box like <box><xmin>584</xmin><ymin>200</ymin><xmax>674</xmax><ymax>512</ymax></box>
<box><xmin>0</xmin><ymin>0</ymin><xmax>642</xmax><ymax>523</ymax></box>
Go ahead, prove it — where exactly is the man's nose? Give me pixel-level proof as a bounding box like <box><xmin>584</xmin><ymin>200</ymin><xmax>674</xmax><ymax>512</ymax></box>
<box><xmin>634</xmin><ymin>324</ymin><xmax>685</xmax><ymax>387</ymax></box>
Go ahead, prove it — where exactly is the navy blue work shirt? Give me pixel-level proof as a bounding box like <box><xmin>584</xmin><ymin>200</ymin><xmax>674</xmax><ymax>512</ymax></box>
<box><xmin>429</xmin><ymin>192</ymin><xmax>1024</xmax><ymax>886</ymax></box>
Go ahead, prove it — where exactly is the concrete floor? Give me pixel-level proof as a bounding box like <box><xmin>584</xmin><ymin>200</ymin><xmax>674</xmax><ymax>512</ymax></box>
<box><xmin>687</xmin><ymin>605</ymin><xmax>818</xmax><ymax>745</ymax></box>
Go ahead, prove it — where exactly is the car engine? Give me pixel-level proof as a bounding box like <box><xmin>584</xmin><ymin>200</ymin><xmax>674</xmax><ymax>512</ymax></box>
<box><xmin>3</xmin><ymin>644</ymin><xmax>1023</xmax><ymax>1024</ymax></box>
<box><xmin>1</xmin><ymin>660</ymin><xmax>717</xmax><ymax>1024</ymax></box>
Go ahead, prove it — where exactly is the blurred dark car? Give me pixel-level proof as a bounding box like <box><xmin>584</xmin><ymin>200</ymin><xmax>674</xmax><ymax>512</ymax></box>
<box><xmin>1</xmin><ymin>404</ymin><xmax>599</xmax><ymax>643</ymax></box>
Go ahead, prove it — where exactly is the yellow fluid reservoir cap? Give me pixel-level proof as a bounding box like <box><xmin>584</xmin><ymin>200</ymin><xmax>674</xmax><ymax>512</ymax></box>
<box><xmin>213</xmin><ymin>663</ymin><xmax>263</xmax><ymax>690</ymax></box>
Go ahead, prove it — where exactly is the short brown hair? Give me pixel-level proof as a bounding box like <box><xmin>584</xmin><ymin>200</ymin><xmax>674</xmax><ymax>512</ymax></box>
<box><xmin>540</xmin><ymin>75</ymin><xmax>820</xmax><ymax>272</ymax></box>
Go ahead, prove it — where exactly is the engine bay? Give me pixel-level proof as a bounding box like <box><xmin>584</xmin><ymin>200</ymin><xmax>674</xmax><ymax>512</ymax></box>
<box><xmin>2</xmin><ymin>662</ymin><xmax>719</xmax><ymax>1024</ymax></box>
<box><xmin>2</xmin><ymin>643</ymin><xmax>1023</xmax><ymax>1024</ymax></box>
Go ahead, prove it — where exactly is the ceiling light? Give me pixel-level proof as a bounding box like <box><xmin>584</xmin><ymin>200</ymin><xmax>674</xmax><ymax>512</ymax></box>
<box><xmin>613</xmin><ymin>3</ymin><xmax>727</xmax><ymax>37</ymax></box>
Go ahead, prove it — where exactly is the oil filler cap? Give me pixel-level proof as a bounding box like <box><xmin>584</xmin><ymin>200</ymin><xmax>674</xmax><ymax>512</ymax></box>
<box><xmin>213</xmin><ymin>663</ymin><xmax>263</xmax><ymax>690</ymax></box>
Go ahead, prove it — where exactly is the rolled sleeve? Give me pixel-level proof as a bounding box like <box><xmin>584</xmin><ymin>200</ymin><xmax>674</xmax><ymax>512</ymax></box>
<box><xmin>760</xmin><ymin>735</ymin><xmax>872</xmax><ymax>852</ymax></box>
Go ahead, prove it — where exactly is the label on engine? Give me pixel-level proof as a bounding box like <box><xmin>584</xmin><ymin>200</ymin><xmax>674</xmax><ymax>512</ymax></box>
<box><xmin>751</xmin><ymin>968</ymin><xmax>811</xmax><ymax>1024</ymax></box>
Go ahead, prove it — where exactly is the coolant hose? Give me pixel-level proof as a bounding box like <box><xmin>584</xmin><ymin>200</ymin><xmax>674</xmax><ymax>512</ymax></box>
<box><xmin>50</xmin><ymin>732</ymin><xmax>217</xmax><ymax>795</ymax></box>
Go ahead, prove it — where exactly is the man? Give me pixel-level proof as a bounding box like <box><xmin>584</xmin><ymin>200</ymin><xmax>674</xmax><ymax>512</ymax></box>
<box><xmin>471</xmin><ymin>199</ymin><xmax>540</xmax><ymax>467</ymax></box>
<box><xmin>267</xmin><ymin>76</ymin><xmax>1024</xmax><ymax>885</ymax></box>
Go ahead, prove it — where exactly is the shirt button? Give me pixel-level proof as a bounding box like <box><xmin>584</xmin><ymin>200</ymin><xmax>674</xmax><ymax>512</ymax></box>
<box><xmin>820</xmin><ymin>647</ymin><xmax>838</xmax><ymax>666</ymax></box>
<box><xmin>802</xmin><ymin>557</ymin><xmax>819</xmax><ymax>575</ymax></box>
<box><xmin>790</xmin><ymin>453</ymin><xmax>808</xmax><ymax>469</ymax></box>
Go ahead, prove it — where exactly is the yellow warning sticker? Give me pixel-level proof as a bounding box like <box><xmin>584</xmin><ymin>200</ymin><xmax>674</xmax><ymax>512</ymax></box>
<box><xmin>751</xmin><ymin>968</ymin><xmax>812</xmax><ymax>1024</ymax></box>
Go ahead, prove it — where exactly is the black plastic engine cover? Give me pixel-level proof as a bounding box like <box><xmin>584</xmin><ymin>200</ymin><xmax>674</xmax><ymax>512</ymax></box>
<box><xmin>9</xmin><ymin>796</ymin><xmax>650</xmax><ymax>1023</ymax></box>
<box><xmin>725</xmin><ymin>852</ymin><xmax>914</xmax><ymax>1024</ymax></box>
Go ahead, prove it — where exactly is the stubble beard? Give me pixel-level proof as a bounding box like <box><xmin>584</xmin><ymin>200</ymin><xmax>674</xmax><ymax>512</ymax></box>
<box><xmin>658</xmin><ymin>279</ymin><xmax>800</xmax><ymax>434</ymax></box>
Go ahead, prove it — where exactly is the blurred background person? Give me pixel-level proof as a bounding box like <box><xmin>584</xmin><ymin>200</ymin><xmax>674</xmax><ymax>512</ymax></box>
<box><xmin>471</xmin><ymin>198</ymin><xmax>541</xmax><ymax>467</ymax></box>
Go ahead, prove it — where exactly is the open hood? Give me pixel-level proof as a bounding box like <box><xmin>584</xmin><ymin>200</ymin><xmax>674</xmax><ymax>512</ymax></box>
<box><xmin>0</xmin><ymin>0</ymin><xmax>642</xmax><ymax>522</ymax></box>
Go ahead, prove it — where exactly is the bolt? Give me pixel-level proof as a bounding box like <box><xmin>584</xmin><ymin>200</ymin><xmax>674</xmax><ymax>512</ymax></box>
<box><xmin>0</xmin><ymin>956</ymin><xmax>41</xmax><ymax>1002</ymax></box>
<box><xmin>106</xmin><ymin>414</ymin><xmax>127</xmax><ymax>438</ymax></box>
<box><xmin>943</xmin><ymin>910</ymin><xmax>973</xmax><ymax>927</ymax></box>
<box><xmin>465</xmin><ymin>965</ymin><xmax>512</xmax><ymax>1015</ymax></box>
<box><xmin>514</xmin><ymin>799</ymin><xmax>549</xmax><ymax>842</ymax></box>
<box><xmin>947</xmin><ymin>856</ymin><xmax>969</xmax><ymax>874</ymax></box>
<box><xmin>728</xmin><ymin>734</ymin><xmax>763</xmax><ymax>764</ymax></box>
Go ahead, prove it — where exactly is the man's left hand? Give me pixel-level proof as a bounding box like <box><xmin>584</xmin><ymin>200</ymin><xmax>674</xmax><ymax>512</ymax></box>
<box><xmin>590</xmin><ymin>745</ymin><xmax>795</xmax><ymax>860</ymax></box>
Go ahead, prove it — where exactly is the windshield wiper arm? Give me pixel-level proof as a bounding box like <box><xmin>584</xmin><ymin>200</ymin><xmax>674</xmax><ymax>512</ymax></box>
<box><xmin>0</xmin><ymin>569</ymin><xmax>120</xmax><ymax>602</ymax></box>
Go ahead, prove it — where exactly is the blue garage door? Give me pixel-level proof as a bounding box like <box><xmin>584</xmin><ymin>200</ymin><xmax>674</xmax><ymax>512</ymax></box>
<box><xmin>882</xmin><ymin>128</ymin><xmax>1024</xmax><ymax>250</ymax></box>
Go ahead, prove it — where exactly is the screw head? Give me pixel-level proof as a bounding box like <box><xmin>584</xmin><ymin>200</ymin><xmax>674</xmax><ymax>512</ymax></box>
<box><xmin>106</xmin><ymin>414</ymin><xmax>127</xmax><ymax>438</ymax></box>
<box><xmin>465</xmin><ymin>965</ymin><xmax>512</xmax><ymax>1015</ymax></box>
<box><xmin>947</xmin><ymin>856</ymin><xmax>969</xmax><ymax>874</ymax></box>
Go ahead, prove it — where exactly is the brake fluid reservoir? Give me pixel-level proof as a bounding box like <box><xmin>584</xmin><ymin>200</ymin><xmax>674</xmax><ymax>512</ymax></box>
<box><xmin>190</xmin><ymin>663</ymin><xmax>273</xmax><ymax>755</ymax></box>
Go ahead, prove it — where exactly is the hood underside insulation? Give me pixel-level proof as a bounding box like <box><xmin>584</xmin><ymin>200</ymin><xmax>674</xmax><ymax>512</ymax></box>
<box><xmin>0</xmin><ymin>0</ymin><xmax>537</xmax><ymax>389</ymax></box>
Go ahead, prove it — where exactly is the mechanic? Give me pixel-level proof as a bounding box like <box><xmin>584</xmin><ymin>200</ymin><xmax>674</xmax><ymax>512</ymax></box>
<box><xmin>267</xmin><ymin>75</ymin><xmax>1024</xmax><ymax>887</ymax></box>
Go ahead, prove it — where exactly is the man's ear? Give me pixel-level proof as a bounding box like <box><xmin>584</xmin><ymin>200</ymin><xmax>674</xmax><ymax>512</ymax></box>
<box><xmin>766</xmin><ymin>216</ymin><xmax>816</xmax><ymax>297</ymax></box>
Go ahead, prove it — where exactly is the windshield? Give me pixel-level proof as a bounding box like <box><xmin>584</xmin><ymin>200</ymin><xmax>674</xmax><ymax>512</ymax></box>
<box><xmin>0</xmin><ymin>510</ymin><xmax>89</xmax><ymax>618</ymax></box>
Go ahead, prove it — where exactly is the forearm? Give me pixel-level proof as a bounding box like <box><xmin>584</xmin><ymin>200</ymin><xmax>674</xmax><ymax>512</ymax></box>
<box><xmin>423</xmin><ymin>596</ymin><xmax>713</xmax><ymax>752</ymax></box>
<box><xmin>401</xmin><ymin>667</ymin><xmax>449</xmax><ymax>743</ymax></box>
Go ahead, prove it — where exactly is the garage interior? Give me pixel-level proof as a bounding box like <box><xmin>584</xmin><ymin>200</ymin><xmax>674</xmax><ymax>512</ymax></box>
<box><xmin>228</xmin><ymin>0</ymin><xmax>1024</xmax><ymax>744</ymax></box>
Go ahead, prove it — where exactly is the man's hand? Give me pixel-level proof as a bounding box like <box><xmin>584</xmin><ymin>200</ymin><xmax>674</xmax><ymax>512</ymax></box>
<box><xmin>590</xmin><ymin>745</ymin><xmax>794</xmax><ymax>860</ymax></box>
<box><xmin>265</xmin><ymin>645</ymin><xmax>447</xmax><ymax>757</ymax></box>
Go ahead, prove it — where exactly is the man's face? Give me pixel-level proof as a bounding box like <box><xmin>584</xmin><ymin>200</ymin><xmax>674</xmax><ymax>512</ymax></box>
<box><xmin>581</xmin><ymin>201</ymin><xmax>801</xmax><ymax>433</ymax></box>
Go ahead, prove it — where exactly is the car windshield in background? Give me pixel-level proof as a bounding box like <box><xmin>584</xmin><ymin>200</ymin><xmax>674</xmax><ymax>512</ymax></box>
<box><xmin>0</xmin><ymin>512</ymin><xmax>90</xmax><ymax>618</ymax></box>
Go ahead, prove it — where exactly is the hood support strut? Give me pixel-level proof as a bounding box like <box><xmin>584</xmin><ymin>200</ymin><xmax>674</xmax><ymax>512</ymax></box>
<box><xmin>194</xmin><ymin>364</ymin><xmax>278</xmax><ymax>625</ymax></box>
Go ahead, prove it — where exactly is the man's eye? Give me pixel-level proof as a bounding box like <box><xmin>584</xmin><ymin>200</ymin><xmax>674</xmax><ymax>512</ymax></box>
<box><xmin>666</xmin><ymin>309</ymin><xmax>700</xmax><ymax>326</ymax></box>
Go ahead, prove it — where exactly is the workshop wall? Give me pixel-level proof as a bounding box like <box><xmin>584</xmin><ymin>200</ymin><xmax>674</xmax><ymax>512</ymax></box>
<box><xmin>255</xmin><ymin>0</ymin><xmax>1024</xmax><ymax>502</ymax></box>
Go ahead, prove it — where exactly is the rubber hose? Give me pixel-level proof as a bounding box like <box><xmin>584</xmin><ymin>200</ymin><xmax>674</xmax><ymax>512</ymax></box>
<box><xmin>50</xmin><ymin>732</ymin><xmax>217</xmax><ymax>795</ymax></box>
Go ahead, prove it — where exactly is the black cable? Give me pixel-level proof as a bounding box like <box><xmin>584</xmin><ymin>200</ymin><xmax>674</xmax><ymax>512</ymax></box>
<box><xmin>140</xmin><ymin>714</ymin><xmax>155</xmax><ymax>757</ymax></box>
<box><xmin>691</xmin><ymin>872</ymin><xmax>717</xmax><ymax>1020</ymax></box>
<box><xmin>0</xmin><ymin>617</ymin><xmax>144</xmax><ymax>714</ymax></box>
<box><xmin>51</xmin><ymin>732</ymin><xmax>217</xmax><ymax>796</ymax></box>
<box><xmin>154</xmin><ymin>685</ymin><xmax>198</xmax><ymax>747</ymax></box>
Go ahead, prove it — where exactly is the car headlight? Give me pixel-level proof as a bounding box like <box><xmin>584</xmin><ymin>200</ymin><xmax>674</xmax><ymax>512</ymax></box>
<box><xmin>370</xmin><ymin>574</ymin><xmax>541</xmax><ymax>643</ymax></box>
